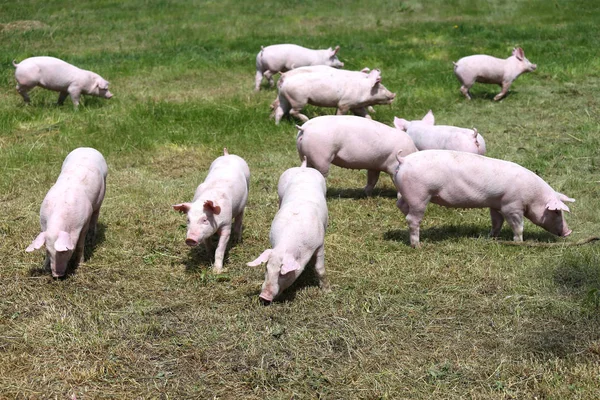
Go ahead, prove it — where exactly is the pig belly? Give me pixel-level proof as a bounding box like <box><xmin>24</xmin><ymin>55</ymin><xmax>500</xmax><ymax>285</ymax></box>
<box><xmin>428</xmin><ymin>181</ymin><xmax>504</xmax><ymax>209</ymax></box>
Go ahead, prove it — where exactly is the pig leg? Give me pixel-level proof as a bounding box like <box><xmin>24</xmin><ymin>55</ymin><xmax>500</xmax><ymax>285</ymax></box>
<box><xmin>16</xmin><ymin>84</ymin><xmax>33</xmax><ymax>104</ymax></box>
<box><xmin>212</xmin><ymin>228</ymin><xmax>231</xmax><ymax>273</ymax></box>
<box><xmin>289</xmin><ymin>108</ymin><xmax>309</xmax><ymax>123</ymax></box>
<box><xmin>401</xmin><ymin>196</ymin><xmax>429</xmax><ymax>248</ymax></box>
<box><xmin>263</xmin><ymin>71</ymin><xmax>275</xmax><ymax>88</ymax></box>
<box><xmin>254</xmin><ymin>70</ymin><xmax>263</xmax><ymax>91</ymax></box>
<box><xmin>68</xmin><ymin>86</ymin><xmax>82</xmax><ymax>107</ymax></box>
<box><xmin>460</xmin><ymin>85</ymin><xmax>472</xmax><ymax>100</ymax></box>
<box><xmin>72</xmin><ymin>228</ymin><xmax>87</xmax><ymax>268</ymax></box>
<box><xmin>306</xmin><ymin>157</ymin><xmax>331</xmax><ymax>178</ymax></box>
<box><xmin>313</xmin><ymin>245</ymin><xmax>329</xmax><ymax>293</ymax></box>
<box><xmin>233</xmin><ymin>211</ymin><xmax>244</xmax><ymax>242</ymax></box>
<box><xmin>493</xmin><ymin>81</ymin><xmax>511</xmax><ymax>101</ymax></box>
<box><xmin>86</xmin><ymin>209</ymin><xmax>100</xmax><ymax>247</ymax></box>
<box><xmin>57</xmin><ymin>91</ymin><xmax>69</xmax><ymax>106</ymax></box>
<box><xmin>502</xmin><ymin>211</ymin><xmax>524</xmax><ymax>242</ymax></box>
<box><xmin>350</xmin><ymin>107</ymin><xmax>372</xmax><ymax>120</ymax></box>
<box><xmin>489</xmin><ymin>209</ymin><xmax>505</xmax><ymax>238</ymax></box>
<box><xmin>274</xmin><ymin>96</ymin><xmax>291</xmax><ymax>125</ymax></box>
<box><xmin>365</xmin><ymin>170</ymin><xmax>380</xmax><ymax>196</ymax></box>
<box><xmin>43</xmin><ymin>251</ymin><xmax>51</xmax><ymax>271</ymax></box>
<box><xmin>336</xmin><ymin>106</ymin><xmax>349</xmax><ymax>116</ymax></box>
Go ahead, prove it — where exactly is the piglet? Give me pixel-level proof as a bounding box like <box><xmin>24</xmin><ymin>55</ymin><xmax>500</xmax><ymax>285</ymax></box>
<box><xmin>26</xmin><ymin>147</ymin><xmax>108</xmax><ymax>277</ymax></box>
<box><xmin>255</xmin><ymin>44</ymin><xmax>344</xmax><ymax>91</ymax></box>
<box><xmin>393</xmin><ymin>150</ymin><xmax>574</xmax><ymax>247</ymax></box>
<box><xmin>453</xmin><ymin>47</ymin><xmax>536</xmax><ymax>101</ymax></box>
<box><xmin>296</xmin><ymin>115</ymin><xmax>417</xmax><ymax>195</ymax></box>
<box><xmin>394</xmin><ymin>110</ymin><xmax>486</xmax><ymax>155</ymax></box>
<box><xmin>173</xmin><ymin>148</ymin><xmax>250</xmax><ymax>273</ymax></box>
<box><xmin>13</xmin><ymin>56</ymin><xmax>113</xmax><ymax>107</ymax></box>
<box><xmin>275</xmin><ymin>68</ymin><xmax>395</xmax><ymax>124</ymax></box>
<box><xmin>247</xmin><ymin>159</ymin><xmax>328</xmax><ymax>304</ymax></box>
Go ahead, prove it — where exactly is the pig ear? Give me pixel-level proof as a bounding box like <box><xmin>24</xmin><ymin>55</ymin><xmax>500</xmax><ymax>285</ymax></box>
<box><xmin>546</xmin><ymin>198</ymin><xmax>570</xmax><ymax>213</ymax></box>
<box><xmin>513</xmin><ymin>47</ymin><xmax>524</xmax><ymax>61</ymax></box>
<box><xmin>26</xmin><ymin>232</ymin><xmax>46</xmax><ymax>252</ymax></box>
<box><xmin>360</xmin><ymin>67</ymin><xmax>371</xmax><ymax>74</ymax></box>
<box><xmin>223</xmin><ymin>147</ymin><xmax>229</xmax><ymax>156</ymax></box>
<box><xmin>422</xmin><ymin>110</ymin><xmax>435</xmax><ymax>125</ymax></box>
<box><xmin>203</xmin><ymin>200</ymin><xmax>221</xmax><ymax>215</ymax></box>
<box><xmin>54</xmin><ymin>231</ymin><xmax>74</xmax><ymax>252</ymax></box>
<box><xmin>280</xmin><ymin>253</ymin><xmax>301</xmax><ymax>275</ymax></box>
<box><xmin>97</xmin><ymin>79</ymin><xmax>109</xmax><ymax>90</ymax></box>
<box><xmin>556</xmin><ymin>192</ymin><xmax>575</xmax><ymax>203</ymax></box>
<box><xmin>172</xmin><ymin>203</ymin><xmax>192</xmax><ymax>214</ymax></box>
<box><xmin>393</xmin><ymin>117</ymin><xmax>409</xmax><ymax>131</ymax></box>
<box><xmin>247</xmin><ymin>249</ymin><xmax>272</xmax><ymax>266</ymax></box>
<box><xmin>333</xmin><ymin>45</ymin><xmax>340</xmax><ymax>55</ymax></box>
<box><xmin>368</xmin><ymin>69</ymin><xmax>382</xmax><ymax>87</ymax></box>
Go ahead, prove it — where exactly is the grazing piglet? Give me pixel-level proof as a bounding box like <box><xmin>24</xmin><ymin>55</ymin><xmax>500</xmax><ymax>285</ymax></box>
<box><xmin>393</xmin><ymin>150</ymin><xmax>574</xmax><ymax>247</ymax></box>
<box><xmin>13</xmin><ymin>56</ymin><xmax>113</xmax><ymax>107</ymax></box>
<box><xmin>275</xmin><ymin>68</ymin><xmax>395</xmax><ymax>124</ymax></box>
<box><xmin>394</xmin><ymin>110</ymin><xmax>486</xmax><ymax>155</ymax></box>
<box><xmin>255</xmin><ymin>44</ymin><xmax>344</xmax><ymax>91</ymax></box>
<box><xmin>247</xmin><ymin>159</ymin><xmax>328</xmax><ymax>304</ymax></box>
<box><xmin>453</xmin><ymin>47</ymin><xmax>537</xmax><ymax>101</ymax></box>
<box><xmin>296</xmin><ymin>115</ymin><xmax>417</xmax><ymax>195</ymax></box>
<box><xmin>173</xmin><ymin>148</ymin><xmax>250</xmax><ymax>273</ymax></box>
<box><xmin>26</xmin><ymin>147</ymin><xmax>108</xmax><ymax>277</ymax></box>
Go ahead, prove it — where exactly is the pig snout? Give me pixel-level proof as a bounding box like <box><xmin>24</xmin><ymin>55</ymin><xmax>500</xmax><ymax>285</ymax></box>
<box><xmin>185</xmin><ymin>237</ymin><xmax>199</xmax><ymax>246</ymax></box>
<box><xmin>104</xmin><ymin>90</ymin><xmax>113</xmax><ymax>99</ymax></box>
<box><xmin>563</xmin><ymin>228</ymin><xmax>572</xmax><ymax>237</ymax></box>
<box><xmin>259</xmin><ymin>295</ymin><xmax>273</xmax><ymax>305</ymax></box>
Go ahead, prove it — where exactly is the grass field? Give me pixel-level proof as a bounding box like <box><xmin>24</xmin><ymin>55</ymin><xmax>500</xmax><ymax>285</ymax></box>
<box><xmin>1</xmin><ymin>0</ymin><xmax>600</xmax><ymax>398</ymax></box>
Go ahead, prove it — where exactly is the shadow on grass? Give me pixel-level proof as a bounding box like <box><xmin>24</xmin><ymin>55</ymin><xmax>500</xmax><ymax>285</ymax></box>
<box><xmin>384</xmin><ymin>223</ymin><xmax>558</xmax><ymax>245</ymax></box>
<box><xmin>326</xmin><ymin>187</ymin><xmax>397</xmax><ymax>200</ymax></box>
<box><xmin>247</xmin><ymin>258</ymin><xmax>322</xmax><ymax>304</ymax></box>
<box><xmin>519</xmin><ymin>251</ymin><xmax>600</xmax><ymax>358</ymax></box>
<box><xmin>462</xmin><ymin>88</ymin><xmax>516</xmax><ymax>101</ymax></box>
<box><xmin>182</xmin><ymin>236</ymin><xmax>242</xmax><ymax>273</ymax></box>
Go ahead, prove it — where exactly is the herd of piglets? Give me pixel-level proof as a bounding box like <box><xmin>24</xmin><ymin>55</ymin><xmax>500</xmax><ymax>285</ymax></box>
<box><xmin>23</xmin><ymin>43</ymin><xmax>574</xmax><ymax>303</ymax></box>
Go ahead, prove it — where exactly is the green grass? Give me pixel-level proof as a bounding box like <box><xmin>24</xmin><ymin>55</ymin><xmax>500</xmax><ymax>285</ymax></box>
<box><xmin>1</xmin><ymin>0</ymin><xmax>600</xmax><ymax>398</ymax></box>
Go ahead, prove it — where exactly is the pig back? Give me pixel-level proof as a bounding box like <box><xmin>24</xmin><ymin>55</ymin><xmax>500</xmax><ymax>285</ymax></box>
<box><xmin>202</xmin><ymin>154</ymin><xmax>250</xmax><ymax>214</ymax></box>
<box><xmin>58</xmin><ymin>148</ymin><xmax>107</xmax><ymax>209</ymax></box>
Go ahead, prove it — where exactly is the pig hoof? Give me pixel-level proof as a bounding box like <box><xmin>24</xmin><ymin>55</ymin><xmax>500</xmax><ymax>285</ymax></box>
<box><xmin>212</xmin><ymin>267</ymin><xmax>224</xmax><ymax>274</ymax></box>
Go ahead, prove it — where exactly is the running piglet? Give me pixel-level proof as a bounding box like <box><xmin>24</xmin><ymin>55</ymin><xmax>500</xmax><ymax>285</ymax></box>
<box><xmin>453</xmin><ymin>47</ymin><xmax>536</xmax><ymax>101</ymax></box>
<box><xmin>255</xmin><ymin>44</ymin><xmax>344</xmax><ymax>91</ymax></box>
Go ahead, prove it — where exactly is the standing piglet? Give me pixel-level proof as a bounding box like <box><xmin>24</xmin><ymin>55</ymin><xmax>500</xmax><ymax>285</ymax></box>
<box><xmin>394</xmin><ymin>110</ymin><xmax>486</xmax><ymax>155</ymax></box>
<box><xmin>453</xmin><ymin>47</ymin><xmax>536</xmax><ymax>101</ymax></box>
<box><xmin>296</xmin><ymin>115</ymin><xmax>417</xmax><ymax>195</ymax></box>
<box><xmin>393</xmin><ymin>150</ymin><xmax>574</xmax><ymax>247</ymax></box>
<box><xmin>26</xmin><ymin>148</ymin><xmax>108</xmax><ymax>277</ymax></box>
<box><xmin>13</xmin><ymin>56</ymin><xmax>113</xmax><ymax>107</ymax></box>
<box><xmin>247</xmin><ymin>159</ymin><xmax>328</xmax><ymax>304</ymax></box>
<box><xmin>173</xmin><ymin>148</ymin><xmax>250</xmax><ymax>273</ymax></box>
<box><xmin>275</xmin><ymin>68</ymin><xmax>395</xmax><ymax>124</ymax></box>
<box><xmin>255</xmin><ymin>44</ymin><xmax>344</xmax><ymax>91</ymax></box>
